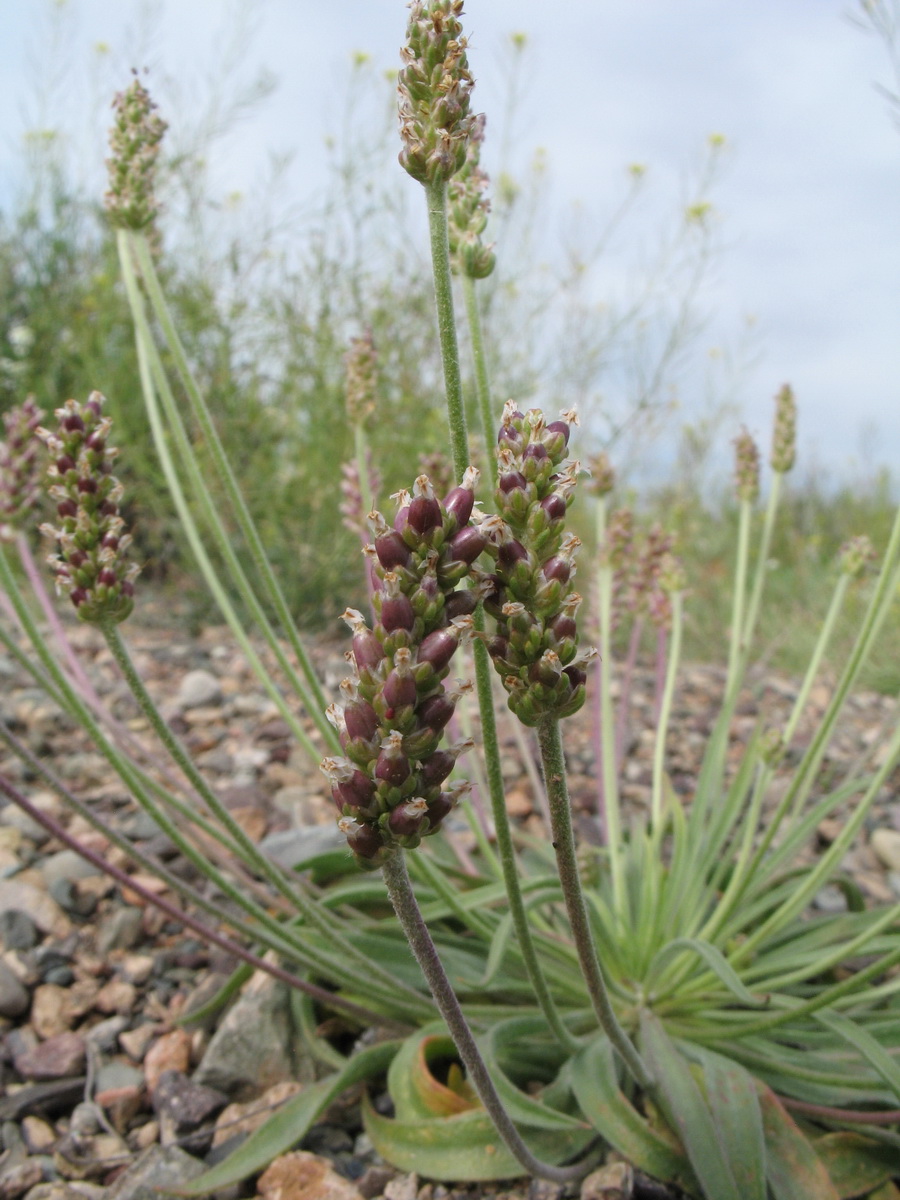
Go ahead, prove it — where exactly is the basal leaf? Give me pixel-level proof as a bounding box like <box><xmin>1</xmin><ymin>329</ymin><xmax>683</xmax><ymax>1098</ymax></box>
<box><xmin>569</xmin><ymin>1036</ymin><xmax>701</xmax><ymax>1197</ymax></box>
<box><xmin>683</xmin><ymin>1043</ymin><xmax>766</xmax><ymax>1200</ymax></box>
<box><xmin>638</xmin><ymin>1012</ymin><xmax>742</xmax><ymax>1200</ymax></box>
<box><xmin>757</xmin><ymin>1084</ymin><xmax>841</xmax><ymax>1200</ymax></box>
<box><xmin>173</xmin><ymin>1040</ymin><xmax>401</xmax><ymax>1195</ymax></box>
<box><xmin>362</xmin><ymin>1094</ymin><xmax>594</xmax><ymax>1182</ymax></box>
<box><xmin>813</xmin><ymin>1132</ymin><xmax>898</xmax><ymax>1198</ymax></box>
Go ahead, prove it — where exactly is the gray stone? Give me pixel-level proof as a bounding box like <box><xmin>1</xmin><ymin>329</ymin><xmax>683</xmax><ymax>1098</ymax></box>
<box><xmin>175</xmin><ymin>670</ymin><xmax>222</xmax><ymax>710</ymax></box>
<box><xmin>0</xmin><ymin>883</ymin><xmax>69</xmax><ymax>937</ymax></box>
<box><xmin>95</xmin><ymin>906</ymin><xmax>143</xmax><ymax>954</ymax></box>
<box><xmin>105</xmin><ymin>1146</ymin><xmax>205</xmax><ymax>1200</ymax></box>
<box><xmin>814</xmin><ymin>884</ymin><xmax>848</xmax><ymax>913</ymax></box>
<box><xmin>13</xmin><ymin>1032</ymin><xmax>85</xmax><ymax>1080</ymax></box>
<box><xmin>259</xmin><ymin>826</ymin><xmax>342</xmax><ymax>869</ymax></box>
<box><xmin>39</xmin><ymin>851</ymin><xmax>102</xmax><ymax>892</ymax></box>
<box><xmin>152</xmin><ymin>1069</ymin><xmax>227</xmax><ymax>1133</ymax></box>
<box><xmin>85</xmin><ymin>1015</ymin><xmax>131</xmax><ymax>1054</ymax></box>
<box><xmin>0</xmin><ymin>959</ymin><xmax>30</xmax><ymax>1018</ymax></box>
<box><xmin>192</xmin><ymin>973</ymin><xmax>302</xmax><ymax>1099</ymax></box>
<box><xmin>94</xmin><ymin>1060</ymin><xmax>144</xmax><ymax>1093</ymax></box>
<box><xmin>0</xmin><ymin>911</ymin><xmax>39</xmax><ymax>951</ymax></box>
<box><xmin>871</xmin><ymin>827</ymin><xmax>900</xmax><ymax>873</ymax></box>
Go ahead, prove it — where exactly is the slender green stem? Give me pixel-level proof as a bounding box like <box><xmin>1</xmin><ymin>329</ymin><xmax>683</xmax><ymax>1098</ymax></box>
<box><xmin>537</xmin><ymin>718</ymin><xmax>651</xmax><ymax>1088</ymax></box>
<box><xmin>783</xmin><ymin>573</ymin><xmax>849</xmax><ymax>748</ymax></box>
<box><xmin>725</xmin><ymin>497</ymin><xmax>752</xmax><ymax>694</ymax></box>
<box><xmin>595</xmin><ymin>500</ymin><xmax>626</xmax><ymax>917</ymax></box>
<box><xmin>354</xmin><ymin>422</ymin><xmax>374</xmax><ymax>522</ymax></box>
<box><xmin>424</xmin><ymin>178</ymin><xmax>468</xmax><ymax>480</ymax></box>
<box><xmin>381</xmin><ymin>851</ymin><xmax>590</xmax><ymax>1183</ymax></box>
<box><xmin>650</xmin><ymin>592</ymin><xmax>683</xmax><ymax>834</ymax></box>
<box><xmin>462</xmin><ymin>273</ymin><xmax>496</xmax><ymax>489</ymax></box>
<box><xmin>473</xmin><ymin>629</ymin><xmax>581</xmax><ymax>1052</ymax></box>
<box><xmin>118</xmin><ymin>233</ymin><xmax>335</xmax><ymax>762</ymax></box>
<box><xmin>131</xmin><ymin>234</ymin><xmax>331</xmax><ymax>724</ymax></box>
<box><xmin>741</xmin><ymin>471</ymin><xmax>783</xmax><ymax>655</ymax></box>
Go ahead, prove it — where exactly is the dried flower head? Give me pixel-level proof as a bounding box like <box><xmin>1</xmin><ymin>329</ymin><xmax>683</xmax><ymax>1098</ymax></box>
<box><xmin>587</xmin><ymin>450</ymin><xmax>615</xmax><ymax>497</ymax></box>
<box><xmin>323</xmin><ymin>467</ymin><xmax>485</xmax><ymax>867</ymax></box>
<box><xmin>345</xmin><ymin>330</ymin><xmax>378</xmax><ymax>426</ymax></box>
<box><xmin>481</xmin><ymin>403</ymin><xmax>592</xmax><ymax>726</ymax></box>
<box><xmin>448</xmin><ymin>113</ymin><xmax>495</xmax><ymax>278</ymax></box>
<box><xmin>770</xmin><ymin>384</ymin><xmax>797</xmax><ymax>474</ymax></box>
<box><xmin>105</xmin><ymin>75</ymin><xmax>167</xmax><ymax>231</ymax></box>
<box><xmin>733</xmin><ymin>428</ymin><xmax>760</xmax><ymax>505</ymax></box>
<box><xmin>839</xmin><ymin>534</ymin><xmax>877</xmax><ymax>579</ymax></box>
<box><xmin>38</xmin><ymin>393</ymin><xmax>138</xmax><ymax>624</ymax></box>
<box><xmin>397</xmin><ymin>0</ymin><xmax>477</xmax><ymax>185</ymax></box>
<box><xmin>0</xmin><ymin>396</ymin><xmax>45</xmax><ymax>538</ymax></box>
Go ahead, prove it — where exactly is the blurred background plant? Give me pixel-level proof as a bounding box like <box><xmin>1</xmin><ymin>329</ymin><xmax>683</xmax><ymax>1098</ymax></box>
<box><xmin>0</xmin><ymin>0</ymin><xmax>801</xmax><ymax>634</ymax></box>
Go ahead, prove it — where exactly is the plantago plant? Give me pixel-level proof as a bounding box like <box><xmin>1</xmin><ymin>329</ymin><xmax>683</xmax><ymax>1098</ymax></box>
<box><xmin>0</xmin><ymin>8</ymin><xmax>899</xmax><ymax>1199</ymax></box>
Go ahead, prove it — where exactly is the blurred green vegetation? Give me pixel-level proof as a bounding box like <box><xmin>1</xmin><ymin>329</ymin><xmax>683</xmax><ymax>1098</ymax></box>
<box><xmin>0</xmin><ymin>26</ymin><xmax>896</xmax><ymax>692</ymax></box>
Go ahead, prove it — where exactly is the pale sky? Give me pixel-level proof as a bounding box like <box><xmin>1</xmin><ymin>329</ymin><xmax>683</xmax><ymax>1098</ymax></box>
<box><xmin>0</xmin><ymin>0</ymin><xmax>897</xmax><ymax>482</ymax></box>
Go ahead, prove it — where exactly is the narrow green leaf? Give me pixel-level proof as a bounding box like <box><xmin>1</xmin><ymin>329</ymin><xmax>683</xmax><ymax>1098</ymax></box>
<box><xmin>570</xmin><ymin>1037</ymin><xmax>701</xmax><ymax>1197</ymax></box>
<box><xmin>174</xmin><ymin>1040</ymin><xmax>401</xmax><ymax>1195</ymax></box>
<box><xmin>479</xmin><ymin>912</ymin><xmax>514</xmax><ymax>987</ymax></box>
<box><xmin>813</xmin><ymin>1132</ymin><xmax>898</xmax><ymax>1199</ymax></box>
<box><xmin>363</xmin><ymin>1095</ymin><xmax>594</xmax><ymax>1182</ymax></box>
<box><xmin>757</xmin><ymin>1085</ymin><xmax>841</xmax><ymax>1200</ymax></box>
<box><xmin>815</xmin><ymin>1009</ymin><xmax>900</xmax><ymax>1102</ymax></box>
<box><xmin>648</xmin><ymin>938</ymin><xmax>765</xmax><ymax>1005</ymax></box>
<box><xmin>639</xmin><ymin>1012</ymin><xmax>742</xmax><ymax>1200</ymax></box>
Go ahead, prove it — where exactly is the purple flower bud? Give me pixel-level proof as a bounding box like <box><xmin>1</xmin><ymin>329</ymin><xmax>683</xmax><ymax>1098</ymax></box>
<box><xmin>542</xmin><ymin>555</ymin><xmax>571</xmax><ymax>584</ymax></box>
<box><xmin>545</xmin><ymin>420</ymin><xmax>571</xmax><ymax>447</ymax></box>
<box><xmin>540</xmin><ymin>493</ymin><xmax>567</xmax><ymax>522</ymax></box>
<box><xmin>549</xmin><ymin>613</ymin><xmax>577</xmax><ymax>642</ymax></box>
<box><xmin>444</xmin><ymin>482</ymin><xmax>475</xmax><ymax>527</ymax></box>
<box><xmin>407</xmin><ymin>477</ymin><xmax>442</xmax><ymax>535</ymax></box>
<box><xmin>345</xmin><ymin>822</ymin><xmax>384</xmax><ymax>860</ymax></box>
<box><xmin>97</xmin><ymin>567</ymin><xmax>118</xmax><ymax>588</ymax></box>
<box><xmin>344</xmin><ymin>699</ymin><xmax>379</xmax><ymax>742</ymax></box>
<box><xmin>383</xmin><ymin>666</ymin><xmax>417</xmax><ymax>710</ymax></box>
<box><xmin>418</xmin><ymin>750</ymin><xmax>456</xmax><ymax>789</ymax></box>
<box><xmin>375</xmin><ymin>745</ymin><xmax>411</xmax><ymax>785</ymax></box>
<box><xmin>487</xmin><ymin>635</ymin><xmax>509</xmax><ymax>660</ymax></box>
<box><xmin>417</xmin><ymin>689</ymin><xmax>456</xmax><ymax>732</ymax></box>
<box><xmin>524</xmin><ymin>442</ymin><xmax>548</xmax><ymax>462</ymax></box>
<box><xmin>57</xmin><ymin>499</ymin><xmax>78</xmax><ymax>519</ymax></box>
<box><xmin>101</xmin><ymin>534</ymin><xmax>119</xmax><ymax>551</ymax></box>
<box><xmin>381</xmin><ymin>590</ymin><xmax>416</xmax><ymax>633</ymax></box>
<box><xmin>63</xmin><ymin>414</ymin><xmax>85</xmax><ymax>433</ymax></box>
<box><xmin>388</xmin><ymin>798</ymin><xmax>428</xmax><ymax>838</ymax></box>
<box><xmin>444</xmin><ymin>588</ymin><xmax>477</xmax><ymax>620</ymax></box>
<box><xmin>343</xmin><ymin>609</ymin><xmax>385</xmax><ymax>670</ymax></box>
<box><xmin>564</xmin><ymin>664</ymin><xmax>587</xmax><ymax>688</ymax></box>
<box><xmin>56</xmin><ymin>455</ymin><xmax>76</xmax><ymax>474</ymax></box>
<box><xmin>427</xmin><ymin>792</ymin><xmax>454</xmax><ymax>827</ymax></box>
<box><xmin>99</xmin><ymin>500</ymin><xmax>117</xmax><ymax>517</ymax></box>
<box><xmin>70</xmin><ymin>587</ymin><xmax>88</xmax><ymax>608</ymax></box>
<box><xmin>332</xmin><ymin>769</ymin><xmax>377</xmax><ymax>813</ymax></box>
<box><xmin>498</xmin><ymin>538</ymin><xmax>528</xmax><ymax>569</ymax></box>
<box><xmin>375</xmin><ymin>531</ymin><xmax>411</xmax><ymax>570</ymax></box>
<box><xmin>418</xmin><ymin>619</ymin><xmax>470</xmax><ymax>672</ymax></box>
<box><xmin>85</xmin><ymin>433</ymin><xmax>106</xmax><ymax>454</ymax></box>
<box><xmin>448</xmin><ymin>526</ymin><xmax>486</xmax><ymax>564</ymax></box>
<box><xmin>77</xmin><ymin>477</ymin><xmax>98</xmax><ymax>494</ymax></box>
<box><xmin>85</xmin><ymin>395</ymin><xmax>103</xmax><ymax>419</ymax></box>
<box><xmin>499</xmin><ymin>471</ymin><xmax>528</xmax><ymax>494</ymax></box>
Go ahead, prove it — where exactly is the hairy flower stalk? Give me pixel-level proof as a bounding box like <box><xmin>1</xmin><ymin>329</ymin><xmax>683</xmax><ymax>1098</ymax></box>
<box><xmin>0</xmin><ymin>396</ymin><xmax>44</xmax><ymax>536</ymax></box>
<box><xmin>324</xmin><ymin>469</ymin><xmax>486</xmax><ymax>867</ymax></box>
<box><xmin>480</xmin><ymin>402</ymin><xmax>594</xmax><ymax>726</ymax></box>
<box><xmin>38</xmin><ymin>393</ymin><xmax>138</xmax><ymax>624</ymax></box>
<box><xmin>105</xmin><ymin>75</ymin><xmax>167</xmax><ymax>232</ymax></box>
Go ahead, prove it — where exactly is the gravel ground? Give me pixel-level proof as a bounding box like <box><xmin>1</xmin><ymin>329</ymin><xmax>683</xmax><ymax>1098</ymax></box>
<box><xmin>0</xmin><ymin>601</ymin><xmax>898</xmax><ymax>1200</ymax></box>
